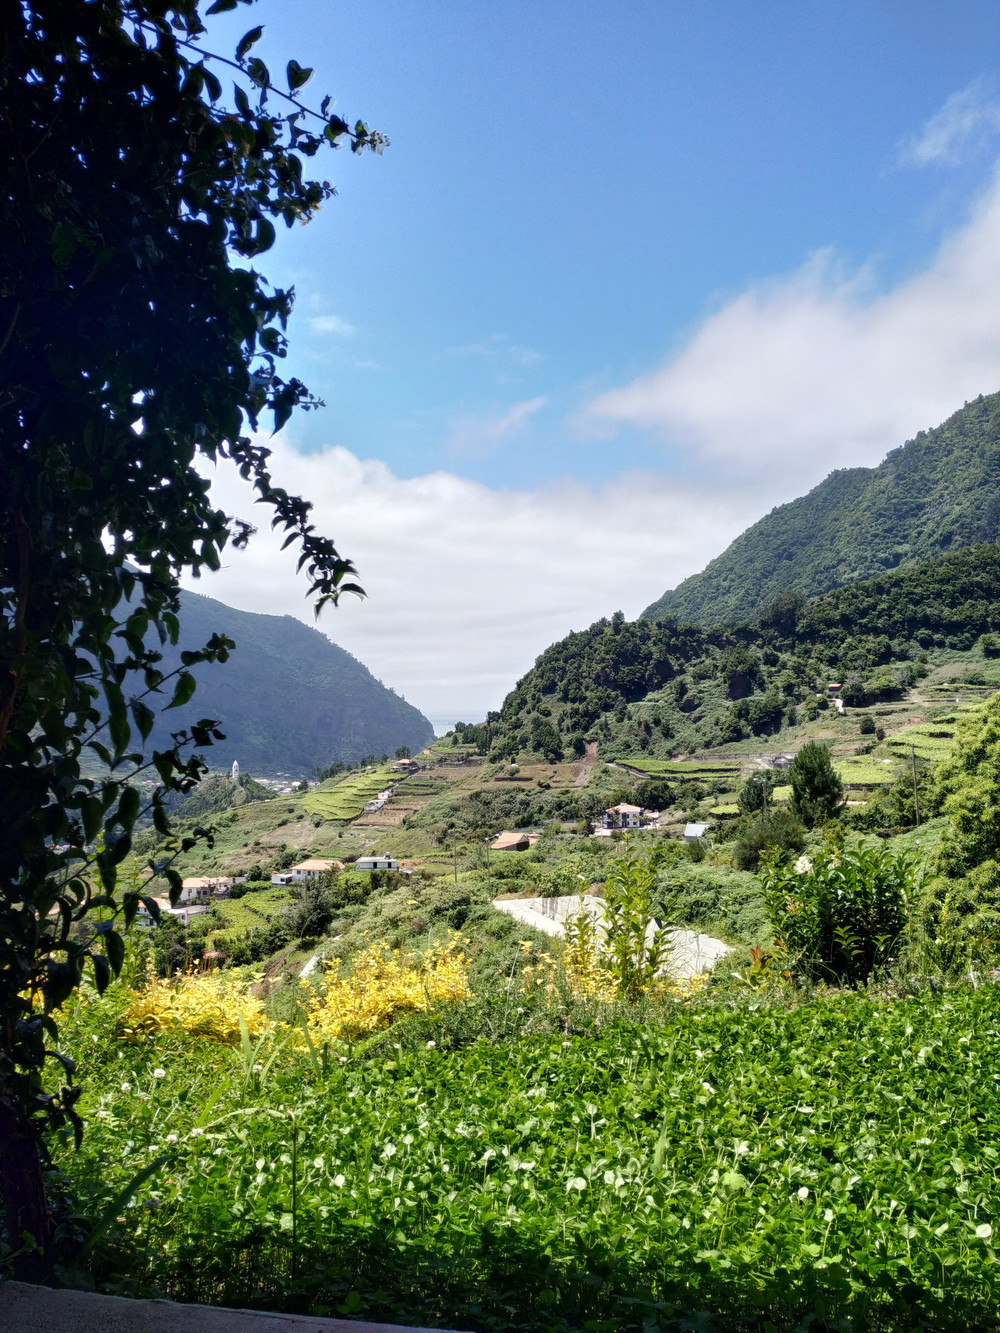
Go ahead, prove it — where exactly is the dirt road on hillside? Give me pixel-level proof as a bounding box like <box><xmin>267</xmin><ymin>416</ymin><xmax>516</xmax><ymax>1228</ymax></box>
<box><xmin>573</xmin><ymin>740</ymin><xmax>598</xmax><ymax>787</ymax></box>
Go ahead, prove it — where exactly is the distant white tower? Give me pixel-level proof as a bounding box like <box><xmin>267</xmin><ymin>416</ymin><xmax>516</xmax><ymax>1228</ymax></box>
<box><xmin>231</xmin><ymin>759</ymin><xmax>240</xmax><ymax>783</ymax></box>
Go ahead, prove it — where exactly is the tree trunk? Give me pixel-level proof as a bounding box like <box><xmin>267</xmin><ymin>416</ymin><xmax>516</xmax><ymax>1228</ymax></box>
<box><xmin>0</xmin><ymin>1097</ymin><xmax>52</xmax><ymax>1282</ymax></box>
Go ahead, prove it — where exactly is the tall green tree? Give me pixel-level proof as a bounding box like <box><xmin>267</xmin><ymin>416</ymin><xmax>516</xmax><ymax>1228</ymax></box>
<box><xmin>788</xmin><ymin>741</ymin><xmax>843</xmax><ymax>827</ymax></box>
<box><xmin>1</xmin><ymin>0</ymin><xmax>382</xmax><ymax>1272</ymax></box>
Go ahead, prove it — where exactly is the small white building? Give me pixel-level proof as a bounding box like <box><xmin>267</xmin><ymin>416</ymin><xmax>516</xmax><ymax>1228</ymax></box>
<box><xmin>135</xmin><ymin>896</ymin><xmax>209</xmax><ymax>928</ymax></box>
<box><xmin>356</xmin><ymin>855</ymin><xmax>400</xmax><ymax>872</ymax></box>
<box><xmin>601</xmin><ymin>802</ymin><xmax>645</xmax><ymax>830</ymax></box>
<box><xmin>135</xmin><ymin>896</ymin><xmax>171</xmax><ymax>928</ymax></box>
<box><xmin>683</xmin><ymin>822</ymin><xmax>710</xmax><ymax>842</ymax></box>
<box><xmin>362</xmin><ymin>788</ymin><xmax>394</xmax><ymax>814</ymax></box>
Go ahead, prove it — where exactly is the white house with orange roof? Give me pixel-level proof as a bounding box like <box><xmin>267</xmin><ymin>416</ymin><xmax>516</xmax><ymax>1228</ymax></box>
<box><xmin>290</xmin><ymin>858</ymin><xmax>343</xmax><ymax>881</ymax></box>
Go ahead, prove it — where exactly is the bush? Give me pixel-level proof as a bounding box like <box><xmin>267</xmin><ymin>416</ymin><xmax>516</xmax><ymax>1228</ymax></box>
<box><xmin>859</xmin><ymin>714</ymin><xmax>876</xmax><ymax>735</ymax></box>
<box><xmin>733</xmin><ymin>810</ymin><xmax>806</xmax><ymax>871</ymax></box>
<box><xmin>759</xmin><ymin>842</ymin><xmax>912</xmax><ymax>985</ymax></box>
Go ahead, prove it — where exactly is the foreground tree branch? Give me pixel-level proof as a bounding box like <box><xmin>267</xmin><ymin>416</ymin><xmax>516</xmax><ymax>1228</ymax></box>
<box><xmin>0</xmin><ymin>0</ymin><xmax>380</xmax><ymax>1274</ymax></box>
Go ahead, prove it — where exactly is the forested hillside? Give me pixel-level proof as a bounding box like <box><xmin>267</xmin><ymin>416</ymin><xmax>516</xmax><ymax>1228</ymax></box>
<box><xmin>143</xmin><ymin>589</ymin><xmax>434</xmax><ymax>775</ymax></box>
<box><xmin>472</xmin><ymin>544</ymin><xmax>1000</xmax><ymax>761</ymax></box>
<box><xmin>643</xmin><ymin>393</ymin><xmax>1000</xmax><ymax>625</ymax></box>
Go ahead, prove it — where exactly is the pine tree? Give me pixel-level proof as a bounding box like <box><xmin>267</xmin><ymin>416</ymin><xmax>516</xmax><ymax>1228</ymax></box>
<box><xmin>788</xmin><ymin>742</ymin><xmax>843</xmax><ymax>827</ymax></box>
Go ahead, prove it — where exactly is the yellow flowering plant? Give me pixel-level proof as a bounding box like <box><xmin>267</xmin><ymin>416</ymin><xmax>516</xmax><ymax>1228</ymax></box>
<box><xmin>303</xmin><ymin>934</ymin><xmax>470</xmax><ymax>1043</ymax></box>
<box><xmin>120</xmin><ymin>966</ymin><xmax>272</xmax><ymax>1044</ymax></box>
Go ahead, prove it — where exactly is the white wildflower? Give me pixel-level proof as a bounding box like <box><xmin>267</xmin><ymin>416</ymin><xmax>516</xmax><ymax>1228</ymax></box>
<box><xmin>794</xmin><ymin>855</ymin><xmax>813</xmax><ymax>875</ymax></box>
<box><xmin>165</xmin><ymin>1133</ymin><xmax>178</xmax><ymax>1145</ymax></box>
<box><xmin>152</xmin><ymin>1068</ymin><xmax>166</xmax><ymax>1079</ymax></box>
<box><xmin>797</xmin><ymin>1186</ymin><xmax>809</xmax><ymax>1200</ymax></box>
<box><xmin>425</xmin><ymin>1040</ymin><xmax>436</xmax><ymax>1049</ymax></box>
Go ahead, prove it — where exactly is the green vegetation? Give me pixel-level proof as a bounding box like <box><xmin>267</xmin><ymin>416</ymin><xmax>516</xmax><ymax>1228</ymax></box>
<box><xmin>470</xmin><ymin>543</ymin><xmax>1000</xmax><ymax>766</ymax></box>
<box><xmin>302</xmin><ymin>768</ymin><xmax>397</xmax><ymax>822</ymax></box>
<box><xmin>761</xmin><ymin>841</ymin><xmax>912</xmax><ymax>985</ymax></box>
<box><xmin>643</xmin><ymin>392</ymin><xmax>1000</xmax><ymax>625</ymax></box>
<box><xmin>55</xmin><ymin>979</ymin><xmax>1000</xmax><ymax>1332</ymax></box>
<box><xmin>19</xmin><ymin>682</ymin><xmax>1000</xmax><ymax>1331</ymax></box>
<box><xmin>0</xmin><ymin>0</ymin><xmax>388</xmax><ymax>1271</ymax></box>
<box><xmin>788</xmin><ymin>741</ymin><xmax>844</xmax><ymax>827</ymax></box>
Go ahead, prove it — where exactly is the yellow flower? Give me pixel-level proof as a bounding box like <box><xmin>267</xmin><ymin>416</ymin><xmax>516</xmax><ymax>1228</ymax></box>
<box><xmin>121</xmin><ymin>965</ymin><xmax>271</xmax><ymax>1044</ymax></box>
<box><xmin>302</xmin><ymin>934</ymin><xmax>470</xmax><ymax>1042</ymax></box>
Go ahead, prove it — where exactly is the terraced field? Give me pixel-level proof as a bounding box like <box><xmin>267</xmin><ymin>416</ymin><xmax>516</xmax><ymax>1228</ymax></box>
<box><xmin>212</xmin><ymin>884</ymin><xmax>297</xmax><ymax>934</ymax></box>
<box><xmin>834</xmin><ymin>756</ymin><xmax>900</xmax><ymax>788</ymax></box>
<box><xmin>302</xmin><ymin>768</ymin><xmax>396</xmax><ymax>822</ymax></box>
<box><xmin>620</xmin><ymin>757</ymin><xmax>742</xmax><ymax>779</ymax></box>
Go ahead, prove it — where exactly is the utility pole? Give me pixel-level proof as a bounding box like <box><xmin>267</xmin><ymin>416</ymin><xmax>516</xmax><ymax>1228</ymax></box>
<box><xmin>911</xmin><ymin>743</ymin><xmax>920</xmax><ymax>828</ymax></box>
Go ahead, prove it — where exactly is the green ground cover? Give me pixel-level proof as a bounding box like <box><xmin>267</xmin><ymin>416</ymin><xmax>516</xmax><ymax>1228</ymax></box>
<box><xmin>833</xmin><ymin>757</ymin><xmax>901</xmax><ymax>787</ymax></box>
<box><xmin>302</xmin><ymin>768</ymin><xmax>396</xmax><ymax>822</ymax></box>
<box><xmin>60</xmin><ymin>983</ymin><xmax>1000</xmax><ymax>1332</ymax></box>
<box><xmin>623</xmin><ymin>758</ymin><xmax>742</xmax><ymax>778</ymax></box>
<box><xmin>211</xmin><ymin>885</ymin><xmax>298</xmax><ymax>934</ymax></box>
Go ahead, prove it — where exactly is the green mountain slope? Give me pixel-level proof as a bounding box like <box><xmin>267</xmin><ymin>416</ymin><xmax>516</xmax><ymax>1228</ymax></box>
<box><xmin>144</xmin><ymin>589</ymin><xmax>434</xmax><ymax>775</ymax></box>
<box><xmin>473</xmin><ymin>544</ymin><xmax>1000</xmax><ymax>763</ymax></box>
<box><xmin>642</xmin><ymin>393</ymin><xmax>1000</xmax><ymax>625</ymax></box>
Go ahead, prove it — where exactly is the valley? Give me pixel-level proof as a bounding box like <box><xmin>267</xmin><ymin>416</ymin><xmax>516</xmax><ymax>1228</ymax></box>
<box><xmin>36</xmin><ymin>394</ymin><xmax>1000</xmax><ymax>1332</ymax></box>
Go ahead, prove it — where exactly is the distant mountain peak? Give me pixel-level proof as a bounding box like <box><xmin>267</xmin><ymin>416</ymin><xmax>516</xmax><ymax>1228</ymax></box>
<box><xmin>143</xmin><ymin>588</ymin><xmax>433</xmax><ymax>776</ymax></box>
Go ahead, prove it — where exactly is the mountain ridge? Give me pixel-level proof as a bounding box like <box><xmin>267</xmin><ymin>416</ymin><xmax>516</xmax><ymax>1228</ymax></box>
<box><xmin>142</xmin><ymin>588</ymin><xmax>434</xmax><ymax>775</ymax></box>
<box><xmin>641</xmin><ymin>392</ymin><xmax>1000</xmax><ymax>626</ymax></box>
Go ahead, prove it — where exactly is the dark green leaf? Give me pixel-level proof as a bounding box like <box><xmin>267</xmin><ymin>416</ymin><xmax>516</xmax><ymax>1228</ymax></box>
<box><xmin>286</xmin><ymin>60</ymin><xmax>313</xmax><ymax>92</ymax></box>
<box><xmin>236</xmin><ymin>25</ymin><xmax>264</xmax><ymax>62</ymax></box>
<box><xmin>165</xmin><ymin>672</ymin><xmax>196</xmax><ymax>711</ymax></box>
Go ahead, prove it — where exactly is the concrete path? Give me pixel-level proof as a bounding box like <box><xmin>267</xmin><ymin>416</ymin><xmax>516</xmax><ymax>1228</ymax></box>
<box><xmin>492</xmin><ymin>895</ymin><xmax>731</xmax><ymax>977</ymax></box>
<box><xmin>0</xmin><ymin>1282</ymin><xmax>465</xmax><ymax>1333</ymax></box>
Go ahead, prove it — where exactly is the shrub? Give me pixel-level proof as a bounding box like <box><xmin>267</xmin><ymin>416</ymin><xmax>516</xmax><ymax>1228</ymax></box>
<box><xmin>303</xmin><ymin>935</ymin><xmax>470</xmax><ymax>1042</ymax></box>
<box><xmin>737</xmin><ymin>772</ymin><xmax>773</xmax><ymax>815</ymax></box>
<box><xmin>859</xmin><ymin>715</ymin><xmax>876</xmax><ymax>735</ymax></box>
<box><xmin>759</xmin><ymin>842</ymin><xmax>912</xmax><ymax>985</ymax></box>
<box><xmin>733</xmin><ymin>810</ymin><xmax>806</xmax><ymax>871</ymax></box>
<box><xmin>120</xmin><ymin>968</ymin><xmax>272</xmax><ymax>1044</ymax></box>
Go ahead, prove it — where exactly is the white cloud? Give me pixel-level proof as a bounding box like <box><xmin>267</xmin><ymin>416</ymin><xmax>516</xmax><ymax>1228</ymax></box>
<box><xmin>444</xmin><ymin>333</ymin><xmax>544</xmax><ymax>366</ymax></box>
<box><xmin>308</xmin><ymin>313</ymin><xmax>356</xmax><ymax>336</ymax></box>
<box><xmin>584</xmin><ymin>169</ymin><xmax>1000</xmax><ymax>496</ymax></box>
<box><xmin>187</xmin><ymin>442</ymin><xmax>751</xmax><ymax>732</ymax></box>
<box><xmin>901</xmin><ymin>82</ymin><xmax>1000</xmax><ymax>167</ymax></box>
<box><xmin>447</xmin><ymin>396</ymin><xmax>547</xmax><ymax>458</ymax></box>
<box><xmin>184</xmin><ymin>166</ymin><xmax>1000</xmax><ymax>735</ymax></box>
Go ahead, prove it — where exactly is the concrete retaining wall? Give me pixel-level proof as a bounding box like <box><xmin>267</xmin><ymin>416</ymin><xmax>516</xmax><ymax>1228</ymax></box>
<box><xmin>0</xmin><ymin>1282</ymin><xmax>465</xmax><ymax>1333</ymax></box>
<box><xmin>491</xmin><ymin>895</ymin><xmax>731</xmax><ymax>977</ymax></box>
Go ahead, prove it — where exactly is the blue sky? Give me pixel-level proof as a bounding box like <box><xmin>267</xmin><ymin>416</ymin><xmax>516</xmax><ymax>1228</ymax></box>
<box><xmin>190</xmin><ymin>1</ymin><xmax>1000</xmax><ymax>731</ymax></box>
